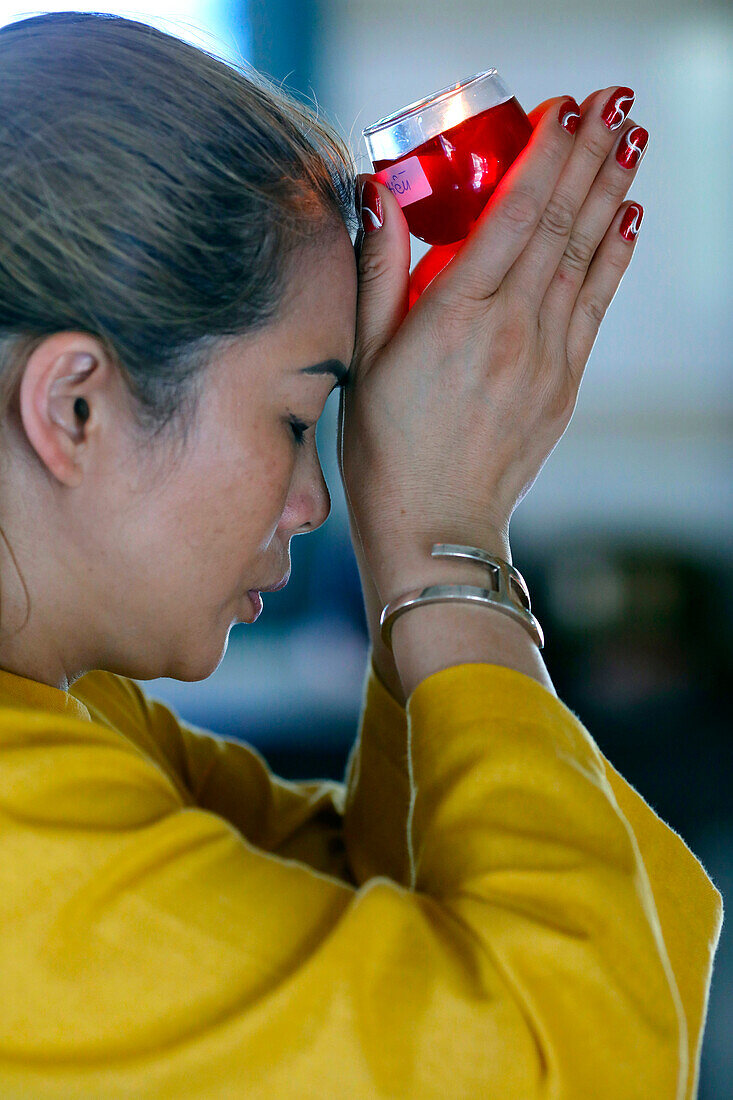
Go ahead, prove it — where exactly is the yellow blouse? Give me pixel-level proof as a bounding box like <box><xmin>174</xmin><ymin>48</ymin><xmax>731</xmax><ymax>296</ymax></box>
<box><xmin>0</xmin><ymin>656</ymin><xmax>723</xmax><ymax>1098</ymax></box>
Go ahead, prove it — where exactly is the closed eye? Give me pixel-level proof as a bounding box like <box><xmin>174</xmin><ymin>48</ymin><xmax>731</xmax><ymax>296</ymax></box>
<box><xmin>288</xmin><ymin>415</ymin><xmax>311</xmax><ymax>447</ymax></box>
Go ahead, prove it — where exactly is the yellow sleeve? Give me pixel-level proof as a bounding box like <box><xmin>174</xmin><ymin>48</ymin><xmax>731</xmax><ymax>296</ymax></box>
<box><xmin>602</xmin><ymin>757</ymin><xmax>724</xmax><ymax>1100</ymax></box>
<box><xmin>1</xmin><ymin>661</ymin><xmax>710</xmax><ymax>1098</ymax></box>
<box><xmin>134</xmin><ymin>655</ymin><xmax>412</xmax><ymax>887</ymax></box>
<box><xmin>82</xmin><ymin>662</ymin><xmax>410</xmax><ymax>888</ymax></box>
<box><xmin>73</xmin><ymin>667</ymin><xmax>361</xmax><ymax>885</ymax></box>
<box><xmin>359</xmin><ymin>656</ymin><xmax>723</xmax><ymax>1100</ymax></box>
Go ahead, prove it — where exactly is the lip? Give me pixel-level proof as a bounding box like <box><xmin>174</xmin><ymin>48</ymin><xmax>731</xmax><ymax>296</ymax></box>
<box><xmin>258</xmin><ymin>571</ymin><xmax>291</xmax><ymax>593</ymax></box>
<box><xmin>246</xmin><ymin>589</ymin><xmax>263</xmax><ymax>622</ymax></box>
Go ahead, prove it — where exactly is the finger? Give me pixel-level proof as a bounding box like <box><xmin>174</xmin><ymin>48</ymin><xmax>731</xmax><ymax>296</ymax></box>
<box><xmin>438</xmin><ymin>95</ymin><xmax>579</xmax><ymax>301</ymax></box>
<box><xmin>539</xmin><ymin>114</ymin><xmax>648</xmax><ymax>338</ymax></box>
<box><xmin>565</xmin><ymin>199</ymin><xmax>644</xmax><ymax>381</ymax></box>
<box><xmin>504</xmin><ymin>86</ymin><xmax>638</xmax><ymax>309</ymax></box>
<box><xmin>352</xmin><ymin>174</ymin><xmax>411</xmax><ymax>374</ymax></box>
<box><xmin>526</xmin><ymin>97</ymin><xmax>564</xmax><ymax>129</ymax></box>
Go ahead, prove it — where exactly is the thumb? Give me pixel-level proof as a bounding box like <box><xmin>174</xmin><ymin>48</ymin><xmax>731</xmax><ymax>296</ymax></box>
<box><xmin>353</xmin><ymin>173</ymin><xmax>411</xmax><ymax>371</ymax></box>
<box><xmin>525</xmin><ymin>97</ymin><xmax>556</xmax><ymax>129</ymax></box>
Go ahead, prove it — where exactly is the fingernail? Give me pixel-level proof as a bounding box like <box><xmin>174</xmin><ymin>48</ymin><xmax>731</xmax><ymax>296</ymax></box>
<box><xmin>360</xmin><ymin>180</ymin><xmax>383</xmax><ymax>234</ymax></box>
<box><xmin>616</xmin><ymin>126</ymin><xmax>649</xmax><ymax>169</ymax></box>
<box><xmin>619</xmin><ymin>203</ymin><xmax>644</xmax><ymax>241</ymax></box>
<box><xmin>601</xmin><ymin>87</ymin><xmax>635</xmax><ymax>130</ymax></box>
<box><xmin>558</xmin><ymin>97</ymin><xmax>580</xmax><ymax>134</ymax></box>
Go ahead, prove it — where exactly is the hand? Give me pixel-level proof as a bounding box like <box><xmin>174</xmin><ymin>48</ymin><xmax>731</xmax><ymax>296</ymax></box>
<box><xmin>339</xmin><ymin>86</ymin><xmax>646</xmax><ymax>604</ymax></box>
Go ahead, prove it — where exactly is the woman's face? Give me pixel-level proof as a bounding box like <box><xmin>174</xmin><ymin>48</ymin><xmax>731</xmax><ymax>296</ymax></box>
<box><xmin>3</xmin><ymin>226</ymin><xmax>358</xmax><ymax>687</ymax></box>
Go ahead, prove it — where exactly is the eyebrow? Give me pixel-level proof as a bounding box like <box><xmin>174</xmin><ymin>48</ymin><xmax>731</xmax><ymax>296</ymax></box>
<box><xmin>298</xmin><ymin>359</ymin><xmax>350</xmax><ymax>388</ymax></box>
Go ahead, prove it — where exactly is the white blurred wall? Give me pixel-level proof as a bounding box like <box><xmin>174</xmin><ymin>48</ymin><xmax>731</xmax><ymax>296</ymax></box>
<box><xmin>314</xmin><ymin>0</ymin><xmax>732</xmax><ymax>560</ymax></box>
<box><xmin>0</xmin><ymin>2</ymin><xmax>247</xmax><ymax>57</ymax></box>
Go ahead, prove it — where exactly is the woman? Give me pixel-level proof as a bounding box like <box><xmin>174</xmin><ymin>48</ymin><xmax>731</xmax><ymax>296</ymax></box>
<box><xmin>0</xmin><ymin>11</ymin><xmax>721</xmax><ymax>1099</ymax></box>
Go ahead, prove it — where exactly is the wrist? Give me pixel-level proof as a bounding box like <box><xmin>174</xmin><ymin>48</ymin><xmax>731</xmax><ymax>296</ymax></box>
<box><xmin>390</xmin><ymin>596</ymin><xmax>554</xmax><ymax>700</ymax></box>
<box><xmin>375</xmin><ymin>531</ymin><xmax>512</xmax><ymax>608</ymax></box>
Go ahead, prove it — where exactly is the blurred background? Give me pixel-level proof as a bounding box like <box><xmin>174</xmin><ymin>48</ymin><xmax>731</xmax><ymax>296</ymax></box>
<box><xmin>3</xmin><ymin>1</ymin><xmax>731</xmax><ymax>1093</ymax></box>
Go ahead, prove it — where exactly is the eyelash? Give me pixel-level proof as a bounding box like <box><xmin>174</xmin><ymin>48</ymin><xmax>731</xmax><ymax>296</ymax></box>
<box><xmin>288</xmin><ymin>415</ymin><xmax>311</xmax><ymax>447</ymax></box>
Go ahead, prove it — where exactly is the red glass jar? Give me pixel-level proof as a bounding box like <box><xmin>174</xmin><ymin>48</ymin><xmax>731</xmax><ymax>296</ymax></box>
<box><xmin>363</xmin><ymin>69</ymin><xmax>533</xmax><ymax>305</ymax></box>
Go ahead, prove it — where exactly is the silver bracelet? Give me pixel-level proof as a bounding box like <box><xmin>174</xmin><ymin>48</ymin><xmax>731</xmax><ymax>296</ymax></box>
<box><xmin>379</xmin><ymin>543</ymin><xmax>544</xmax><ymax>651</ymax></box>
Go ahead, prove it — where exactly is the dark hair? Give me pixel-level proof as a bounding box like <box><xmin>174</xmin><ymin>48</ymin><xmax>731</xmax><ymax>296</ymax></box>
<box><xmin>0</xmin><ymin>10</ymin><xmax>358</xmax><ymax>448</ymax></box>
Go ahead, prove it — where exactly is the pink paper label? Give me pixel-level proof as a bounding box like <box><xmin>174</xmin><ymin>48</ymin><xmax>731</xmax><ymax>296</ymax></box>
<box><xmin>374</xmin><ymin>157</ymin><xmax>432</xmax><ymax>208</ymax></box>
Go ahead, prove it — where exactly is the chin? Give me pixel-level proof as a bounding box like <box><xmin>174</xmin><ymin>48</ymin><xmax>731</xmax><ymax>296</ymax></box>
<box><xmin>113</xmin><ymin>626</ymin><xmax>232</xmax><ymax>685</ymax></box>
<box><xmin>168</xmin><ymin>631</ymin><xmax>231</xmax><ymax>683</ymax></box>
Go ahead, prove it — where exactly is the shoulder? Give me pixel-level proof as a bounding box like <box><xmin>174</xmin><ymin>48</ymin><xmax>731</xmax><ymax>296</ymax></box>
<box><xmin>70</xmin><ymin>670</ymin><xmax>202</xmax><ymax>803</ymax></box>
<box><xmin>71</xmin><ymin>668</ymin><xmax>153</xmax><ymax>739</ymax></box>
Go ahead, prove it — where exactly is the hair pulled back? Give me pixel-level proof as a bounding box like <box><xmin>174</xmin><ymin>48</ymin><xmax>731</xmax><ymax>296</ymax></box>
<box><xmin>0</xmin><ymin>11</ymin><xmax>358</xmax><ymax>444</ymax></box>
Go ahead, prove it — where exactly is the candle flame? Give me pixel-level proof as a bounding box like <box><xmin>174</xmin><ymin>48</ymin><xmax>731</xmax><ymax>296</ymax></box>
<box><xmin>442</xmin><ymin>93</ymin><xmax>469</xmax><ymax>131</ymax></box>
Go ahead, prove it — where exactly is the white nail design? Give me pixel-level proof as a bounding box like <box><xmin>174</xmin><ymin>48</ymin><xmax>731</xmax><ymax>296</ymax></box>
<box><xmin>362</xmin><ymin>204</ymin><xmax>383</xmax><ymax>230</ymax></box>
<box><xmin>623</xmin><ymin>127</ymin><xmax>647</xmax><ymax>163</ymax></box>
<box><xmin>622</xmin><ymin>205</ymin><xmax>643</xmax><ymax>239</ymax></box>
<box><xmin>607</xmin><ymin>92</ymin><xmax>635</xmax><ymax>130</ymax></box>
<box><xmin>560</xmin><ymin>106</ymin><xmax>581</xmax><ymax>132</ymax></box>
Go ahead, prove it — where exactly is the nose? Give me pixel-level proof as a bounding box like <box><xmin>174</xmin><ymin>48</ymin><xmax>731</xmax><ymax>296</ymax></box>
<box><xmin>281</xmin><ymin>450</ymin><xmax>332</xmax><ymax>536</ymax></box>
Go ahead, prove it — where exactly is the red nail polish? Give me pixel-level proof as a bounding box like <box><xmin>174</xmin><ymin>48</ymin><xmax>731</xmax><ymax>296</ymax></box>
<box><xmin>558</xmin><ymin>98</ymin><xmax>580</xmax><ymax>134</ymax></box>
<box><xmin>601</xmin><ymin>87</ymin><xmax>635</xmax><ymax>130</ymax></box>
<box><xmin>616</xmin><ymin>126</ymin><xmax>648</xmax><ymax>169</ymax></box>
<box><xmin>619</xmin><ymin>203</ymin><xmax>644</xmax><ymax>241</ymax></box>
<box><xmin>360</xmin><ymin>180</ymin><xmax>383</xmax><ymax>233</ymax></box>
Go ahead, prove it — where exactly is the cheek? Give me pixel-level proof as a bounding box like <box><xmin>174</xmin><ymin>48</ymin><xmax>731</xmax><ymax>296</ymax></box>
<box><xmin>145</xmin><ymin>438</ymin><xmax>294</xmax><ymax>591</ymax></box>
<box><xmin>211</xmin><ymin>449</ymin><xmax>294</xmax><ymax>546</ymax></box>
<box><xmin>263</xmin><ymin>456</ymin><xmax>296</xmax><ymax>531</ymax></box>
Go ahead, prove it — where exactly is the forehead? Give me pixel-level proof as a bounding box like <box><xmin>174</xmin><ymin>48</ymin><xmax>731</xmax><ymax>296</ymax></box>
<box><xmin>206</xmin><ymin>227</ymin><xmax>357</xmax><ymax>408</ymax></box>
<box><xmin>278</xmin><ymin>227</ymin><xmax>358</xmax><ymax>358</ymax></box>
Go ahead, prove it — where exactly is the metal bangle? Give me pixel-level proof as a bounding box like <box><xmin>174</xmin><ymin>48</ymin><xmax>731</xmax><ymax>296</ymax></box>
<box><xmin>379</xmin><ymin>543</ymin><xmax>544</xmax><ymax>651</ymax></box>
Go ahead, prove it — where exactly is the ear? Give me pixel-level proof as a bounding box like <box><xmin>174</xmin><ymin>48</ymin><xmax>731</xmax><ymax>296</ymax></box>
<box><xmin>18</xmin><ymin>334</ymin><xmax>110</xmax><ymax>489</ymax></box>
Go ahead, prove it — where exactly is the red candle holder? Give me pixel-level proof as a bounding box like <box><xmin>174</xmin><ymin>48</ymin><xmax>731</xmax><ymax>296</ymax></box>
<box><xmin>363</xmin><ymin>69</ymin><xmax>533</xmax><ymax>305</ymax></box>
